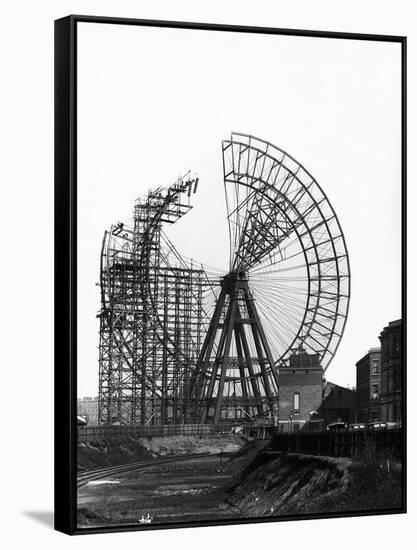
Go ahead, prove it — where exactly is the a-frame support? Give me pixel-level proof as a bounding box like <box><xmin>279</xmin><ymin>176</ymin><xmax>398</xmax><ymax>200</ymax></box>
<box><xmin>190</xmin><ymin>271</ymin><xmax>279</xmax><ymax>425</ymax></box>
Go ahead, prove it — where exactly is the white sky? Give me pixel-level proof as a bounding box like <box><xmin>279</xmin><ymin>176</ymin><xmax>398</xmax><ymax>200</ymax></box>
<box><xmin>77</xmin><ymin>22</ymin><xmax>401</xmax><ymax>398</ymax></box>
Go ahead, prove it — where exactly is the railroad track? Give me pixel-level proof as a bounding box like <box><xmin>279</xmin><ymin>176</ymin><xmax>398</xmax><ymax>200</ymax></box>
<box><xmin>77</xmin><ymin>453</ymin><xmax>217</xmax><ymax>488</ymax></box>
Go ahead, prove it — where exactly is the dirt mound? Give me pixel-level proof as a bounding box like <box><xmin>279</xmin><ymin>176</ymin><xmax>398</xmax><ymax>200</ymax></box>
<box><xmin>225</xmin><ymin>451</ymin><xmax>402</xmax><ymax>516</ymax></box>
<box><xmin>226</xmin><ymin>452</ymin><xmax>351</xmax><ymax>516</ymax></box>
<box><xmin>77</xmin><ymin>434</ymin><xmax>246</xmax><ymax>472</ymax></box>
<box><xmin>138</xmin><ymin>435</ymin><xmax>246</xmax><ymax>456</ymax></box>
<box><xmin>77</xmin><ymin>437</ymin><xmax>153</xmax><ymax>471</ymax></box>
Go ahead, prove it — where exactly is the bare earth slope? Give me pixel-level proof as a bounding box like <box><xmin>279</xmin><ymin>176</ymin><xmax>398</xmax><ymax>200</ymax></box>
<box><xmin>226</xmin><ymin>451</ymin><xmax>402</xmax><ymax>517</ymax></box>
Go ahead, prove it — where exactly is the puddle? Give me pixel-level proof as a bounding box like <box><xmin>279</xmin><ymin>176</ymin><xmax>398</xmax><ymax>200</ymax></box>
<box><xmin>88</xmin><ymin>480</ymin><xmax>121</xmax><ymax>486</ymax></box>
<box><xmin>155</xmin><ymin>488</ymin><xmax>204</xmax><ymax>496</ymax></box>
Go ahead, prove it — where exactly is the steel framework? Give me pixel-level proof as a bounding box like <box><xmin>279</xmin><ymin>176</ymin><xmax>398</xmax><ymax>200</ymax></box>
<box><xmin>189</xmin><ymin>133</ymin><xmax>351</xmax><ymax>424</ymax></box>
<box><xmin>98</xmin><ymin>175</ymin><xmax>212</xmax><ymax>425</ymax></box>
<box><xmin>97</xmin><ymin>133</ymin><xmax>350</xmax><ymax>427</ymax></box>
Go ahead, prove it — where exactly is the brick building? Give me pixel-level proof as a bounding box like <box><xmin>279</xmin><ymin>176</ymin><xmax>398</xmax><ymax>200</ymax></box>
<box><xmin>379</xmin><ymin>319</ymin><xmax>402</xmax><ymax>423</ymax></box>
<box><xmin>319</xmin><ymin>382</ymin><xmax>356</xmax><ymax>425</ymax></box>
<box><xmin>278</xmin><ymin>349</ymin><xmax>323</xmax><ymax>432</ymax></box>
<box><xmin>355</xmin><ymin>348</ymin><xmax>381</xmax><ymax>423</ymax></box>
<box><xmin>77</xmin><ymin>396</ymin><xmax>99</xmax><ymax>425</ymax></box>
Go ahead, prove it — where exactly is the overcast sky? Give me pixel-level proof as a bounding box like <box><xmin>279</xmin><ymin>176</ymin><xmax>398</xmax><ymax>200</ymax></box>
<box><xmin>77</xmin><ymin>22</ymin><xmax>401</xmax><ymax>398</ymax></box>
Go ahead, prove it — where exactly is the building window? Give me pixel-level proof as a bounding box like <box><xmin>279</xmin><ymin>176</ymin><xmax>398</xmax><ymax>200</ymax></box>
<box><xmin>393</xmin><ymin>405</ymin><xmax>401</xmax><ymax>423</ymax></box>
<box><xmin>293</xmin><ymin>392</ymin><xmax>300</xmax><ymax>411</ymax></box>
<box><xmin>372</xmin><ymin>384</ymin><xmax>379</xmax><ymax>400</ymax></box>
<box><xmin>393</xmin><ymin>371</ymin><xmax>399</xmax><ymax>391</ymax></box>
<box><xmin>372</xmin><ymin>363</ymin><xmax>378</xmax><ymax>375</ymax></box>
<box><xmin>293</xmin><ymin>423</ymin><xmax>300</xmax><ymax>432</ymax></box>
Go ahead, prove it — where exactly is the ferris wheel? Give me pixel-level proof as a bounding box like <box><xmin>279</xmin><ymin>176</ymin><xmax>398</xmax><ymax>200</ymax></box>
<box><xmin>189</xmin><ymin>133</ymin><xmax>351</xmax><ymax>424</ymax></box>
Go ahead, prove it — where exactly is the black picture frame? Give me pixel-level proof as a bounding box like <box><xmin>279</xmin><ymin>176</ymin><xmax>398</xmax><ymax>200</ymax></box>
<box><xmin>54</xmin><ymin>14</ymin><xmax>407</xmax><ymax>535</ymax></box>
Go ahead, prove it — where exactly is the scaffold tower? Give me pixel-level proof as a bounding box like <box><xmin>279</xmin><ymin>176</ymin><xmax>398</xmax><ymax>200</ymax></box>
<box><xmin>98</xmin><ymin>174</ymin><xmax>210</xmax><ymax>425</ymax></box>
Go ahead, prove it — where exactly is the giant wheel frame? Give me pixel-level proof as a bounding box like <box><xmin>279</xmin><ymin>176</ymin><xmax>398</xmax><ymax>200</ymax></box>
<box><xmin>224</xmin><ymin>133</ymin><xmax>351</xmax><ymax>370</ymax></box>
<box><xmin>190</xmin><ymin>133</ymin><xmax>351</xmax><ymax>424</ymax></box>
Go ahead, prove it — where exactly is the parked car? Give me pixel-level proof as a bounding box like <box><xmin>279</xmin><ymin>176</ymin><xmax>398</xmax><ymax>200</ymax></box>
<box><xmin>367</xmin><ymin>421</ymin><xmax>388</xmax><ymax>430</ymax></box>
<box><xmin>385</xmin><ymin>422</ymin><xmax>402</xmax><ymax>429</ymax></box>
<box><xmin>326</xmin><ymin>421</ymin><xmax>348</xmax><ymax>431</ymax></box>
<box><xmin>349</xmin><ymin>423</ymin><xmax>366</xmax><ymax>430</ymax></box>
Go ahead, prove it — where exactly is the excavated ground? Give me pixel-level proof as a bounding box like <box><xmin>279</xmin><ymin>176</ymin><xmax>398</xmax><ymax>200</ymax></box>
<box><xmin>225</xmin><ymin>449</ymin><xmax>402</xmax><ymax>517</ymax></box>
<box><xmin>77</xmin><ymin>437</ymin><xmax>402</xmax><ymax>528</ymax></box>
<box><xmin>78</xmin><ymin>437</ymin><xmax>153</xmax><ymax>471</ymax></box>
<box><xmin>77</xmin><ymin>434</ymin><xmax>245</xmax><ymax>471</ymax></box>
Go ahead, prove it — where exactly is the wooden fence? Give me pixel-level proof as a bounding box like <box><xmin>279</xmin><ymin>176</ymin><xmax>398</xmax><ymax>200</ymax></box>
<box><xmin>77</xmin><ymin>423</ymin><xmax>215</xmax><ymax>443</ymax></box>
<box><xmin>268</xmin><ymin>429</ymin><xmax>403</xmax><ymax>459</ymax></box>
